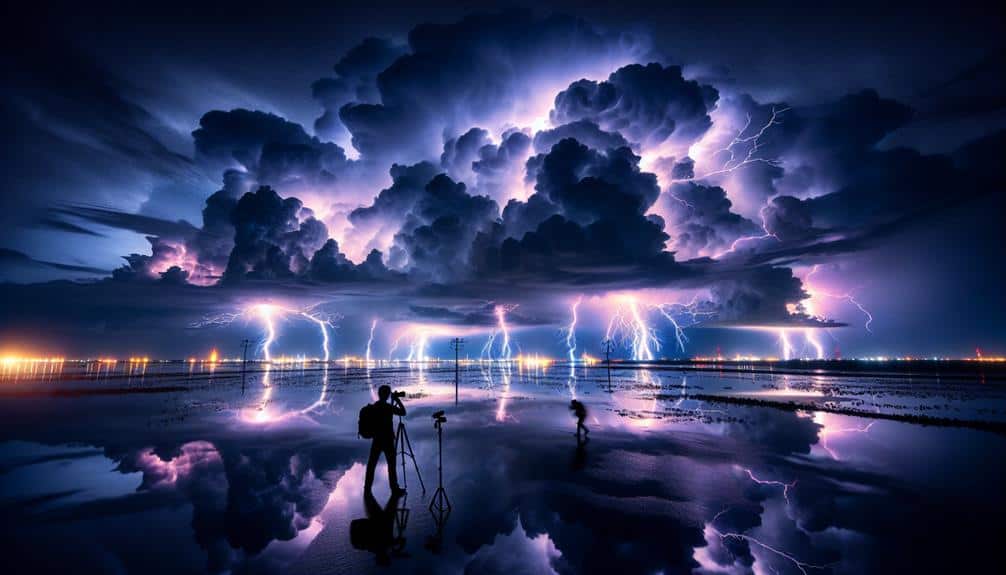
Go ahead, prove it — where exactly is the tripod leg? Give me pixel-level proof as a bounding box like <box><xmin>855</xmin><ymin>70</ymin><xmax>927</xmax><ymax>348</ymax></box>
<box><xmin>396</xmin><ymin>423</ymin><xmax>407</xmax><ymax>489</ymax></box>
<box><xmin>401</xmin><ymin>426</ymin><xmax>426</xmax><ymax>492</ymax></box>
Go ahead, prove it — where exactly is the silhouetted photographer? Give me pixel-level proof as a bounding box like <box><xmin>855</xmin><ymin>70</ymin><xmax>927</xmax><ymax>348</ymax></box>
<box><xmin>570</xmin><ymin>399</ymin><xmax>589</xmax><ymax>439</ymax></box>
<box><xmin>359</xmin><ymin>384</ymin><xmax>407</xmax><ymax>495</ymax></box>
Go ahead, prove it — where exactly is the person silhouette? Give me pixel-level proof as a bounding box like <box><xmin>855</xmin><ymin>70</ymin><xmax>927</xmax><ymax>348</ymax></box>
<box><xmin>351</xmin><ymin>489</ymin><xmax>405</xmax><ymax>566</ymax></box>
<box><xmin>364</xmin><ymin>384</ymin><xmax>407</xmax><ymax>495</ymax></box>
<box><xmin>570</xmin><ymin>399</ymin><xmax>589</xmax><ymax>439</ymax></box>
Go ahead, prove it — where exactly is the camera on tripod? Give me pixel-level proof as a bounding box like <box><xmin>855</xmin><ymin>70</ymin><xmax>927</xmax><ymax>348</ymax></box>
<box><xmin>392</xmin><ymin>390</ymin><xmax>406</xmax><ymax>399</ymax></box>
<box><xmin>432</xmin><ymin>410</ymin><xmax>447</xmax><ymax>428</ymax></box>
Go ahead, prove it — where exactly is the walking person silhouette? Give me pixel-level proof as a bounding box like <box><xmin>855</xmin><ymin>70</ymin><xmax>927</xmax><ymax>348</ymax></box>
<box><xmin>570</xmin><ymin>399</ymin><xmax>589</xmax><ymax>439</ymax></box>
<box><xmin>362</xmin><ymin>385</ymin><xmax>407</xmax><ymax>495</ymax></box>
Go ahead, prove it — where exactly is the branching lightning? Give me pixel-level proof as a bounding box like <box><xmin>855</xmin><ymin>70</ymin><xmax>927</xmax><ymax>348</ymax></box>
<box><xmin>700</xmin><ymin>507</ymin><xmax>831</xmax><ymax>575</ymax></box>
<box><xmin>804</xmin><ymin>265</ymin><xmax>875</xmax><ymax>333</ymax></box>
<box><xmin>697</xmin><ymin>105</ymin><xmax>790</xmax><ymax>180</ymax></box>
<box><xmin>193</xmin><ymin>302</ymin><xmax>338</xmax><ymax>362</ymax></box>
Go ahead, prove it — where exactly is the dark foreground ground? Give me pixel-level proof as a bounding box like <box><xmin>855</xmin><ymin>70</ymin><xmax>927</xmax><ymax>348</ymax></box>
<box><xmin>1</xmin><ymin>362</ymin><xmax>1004</xmax><ymax>574</ymax></box>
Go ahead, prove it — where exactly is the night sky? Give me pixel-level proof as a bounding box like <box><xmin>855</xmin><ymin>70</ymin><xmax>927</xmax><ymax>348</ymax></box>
<box><xmin>1</xmin><ymin>0</ymin><xmax>1003</xmax><ymax>358</ymax></box>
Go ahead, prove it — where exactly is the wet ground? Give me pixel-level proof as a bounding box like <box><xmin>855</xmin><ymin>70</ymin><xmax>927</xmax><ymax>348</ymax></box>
<box><xmin>1</xmin><ymin>362</ymin><xmax>1004</xmax><ymax>574</ymax></box>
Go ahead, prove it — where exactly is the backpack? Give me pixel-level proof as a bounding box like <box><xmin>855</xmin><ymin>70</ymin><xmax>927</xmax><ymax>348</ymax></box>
<box><xmin>358</xmin><ymin>403</ymin><xmax>377</xmax><ymax>439</ymax></box>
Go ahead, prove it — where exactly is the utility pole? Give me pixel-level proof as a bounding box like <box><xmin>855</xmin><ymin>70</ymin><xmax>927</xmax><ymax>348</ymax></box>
<box><xmin>240</xmin><ymin>339</ymin><xmax>251</xmax><ymax>394</ymax></box>
<box><xmin>450</xmin><ymin>338</ymin><xmax>464</xmax><ymax>404</ymax></box>
<box><xmin>601</xmin><ymin>339</ymin><xmax>614</xmax><ymax>392</ymax></box>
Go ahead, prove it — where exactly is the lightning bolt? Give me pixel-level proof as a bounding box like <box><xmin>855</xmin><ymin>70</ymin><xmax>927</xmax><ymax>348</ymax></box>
<box><xmin>563</xmin><ymin>296</ymin><xmax>582</xmax><ymax>364</ymax></box>
<box><xmin>803</xmin><ymin>328</ymin><xmax>824</xmax><ymax>360</ymax></box>
<box><xmin>365</xmin><ymin>318</ymin><xmax>377</xmax><ymax>364</ymax></box>
<box><xmin>697</xmin><ymin>105</ymin><xmax>790</xmax><ymax>180</ymax></box>
<box><xmin>496</xmin><ymin>305</ymin><xmax>513</xmax><ymax>361</ymax></box>
<box><xmin>255</xmin><ymin>304</ymin><xmax>279</xmax><ymax>361</ymax></box>
<box><xmin>699</xmin><ymin>507</ymin><xmax>831</xmax><ymax>575</ymax></box>
<box><xmin>804</xmin><ymin>265</ymin><xmax>875</xmax><ymax>333</ymax></box>
<box><xmin>778</xmin><ymin>329</ymin><xmax>794</xmax><ymax>360</ymax></box>
<box><xmin>300</xmin><ymin>311</ymin><xmax>331</xmax><ymax>362</ymax></box>
<box><xmin>740</xmin><ymin>467</ymin><xmax>797</xmax><ymax>506</ymax></box>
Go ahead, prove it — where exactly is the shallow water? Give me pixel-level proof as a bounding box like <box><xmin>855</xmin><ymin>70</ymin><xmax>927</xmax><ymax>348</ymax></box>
<box><xmin>1</xmin><ymin>364</ymin><xmax>1004</xmax><ymax>574</ymax></box>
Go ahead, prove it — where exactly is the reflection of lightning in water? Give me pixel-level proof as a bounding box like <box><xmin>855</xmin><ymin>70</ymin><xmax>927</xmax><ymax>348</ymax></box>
<box><xmin>299</xmin><ymin>366</ymin><xmax>331</xmax><ymax>414</ymax></box>
<box><xmin>740</xmin><ymin>467</ymin><xmax>797</xmax><ymax>506</ymax></box>
<box><xmin>365</xmin><ymin>319</ymin><xmax>377</xmax><ymax>364</ymax></box>
<box><xmin>815</xmin><ymin>413</ymin><xmax>876</xmax><ymax>460</ymax></box>
<box><xmin>699</xmin><ymin>508</ymin><xmax>830</xmax><ymax>575</ymax></box>
<box><xmin>562</xmin><ymin>296</ymin><xmax>582</xmax><ymax>396</ymax></box>
<box><xmin>495</xmin><ymin>364</ymin><xmax>511</xmax><ymax>422</ymax></box>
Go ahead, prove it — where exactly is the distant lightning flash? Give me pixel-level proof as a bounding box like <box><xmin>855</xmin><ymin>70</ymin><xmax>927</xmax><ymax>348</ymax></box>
<box><xmin>365</xmin><ymin>319</ymin><xmax>377</xmax><ymax>364</ymax></box>
<box><xmin>483</xmin><ymin>304</ymin><xmax>517</xmax><ymax>361</ymax></box>
<box><xmin>257</xmin><ymin>304</ymin><xmax>279</xmax><ymax>361</ymax></box>
<box><xmin>563</xmin><ymin>296</ymin><xmax>582</xmax><ymax>364</ymax></box>
<box><xmin>496</xmin><ymin>305</ymin><xmax>513</xmax><ymax>360</ymax></box>
<box><xmin>803</xmin><ymin>328</ymin><xmax>824</xmax><ymax>360</ymax></box>
<box><xmin>193</xmin><ymin>302</ymin><xmax>337</xmax><ymax>362</ymax></box>
<box><xmin>778</xmin><ymin>330</ymin><xmax>794</xmax><ymax>360</ymax></box>
<box><xmin>805</xmin><ymin>265</ymin><xmax>875</xmax><ymax>333</ymax></box>
<box><xmin>605</xmin><ymin>295</ymin><xmax>715</xmax><ymax>359</ymax></box>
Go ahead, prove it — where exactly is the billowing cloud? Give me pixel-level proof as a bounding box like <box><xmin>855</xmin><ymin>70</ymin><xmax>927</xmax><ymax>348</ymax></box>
<box><xmin>551</xmin><ymin>63</ymin><xmax>718</xmax><ymax>149</ymax></box>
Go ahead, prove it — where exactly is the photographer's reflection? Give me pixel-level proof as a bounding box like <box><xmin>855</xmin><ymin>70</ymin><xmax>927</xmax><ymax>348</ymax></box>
<box><xmin>351</xmin><ymin>489</ymin><xmax>406</xmax><ymax>566</ymax></box>
<box><xmin>572</xmin><ymin>433</ymin><xmax>588</xmax><ymax>471</ymax></box>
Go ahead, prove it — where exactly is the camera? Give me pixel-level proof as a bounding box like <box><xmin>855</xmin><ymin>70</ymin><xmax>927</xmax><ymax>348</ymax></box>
<box><xmin>392</xmin><ymin>390</ymin><xmax>406</xmax><ymax>398</ymax></box>
<box><xmin>432</xmin><ymin>410</ymin><xmax>447</xmax><ymax>426</ymax></box>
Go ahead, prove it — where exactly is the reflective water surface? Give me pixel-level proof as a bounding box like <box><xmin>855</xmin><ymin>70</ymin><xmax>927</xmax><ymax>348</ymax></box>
<box><xmin>1</xmin><ymin>363</ymin><xmax>1004</xmax><ymax>574</ymax></box>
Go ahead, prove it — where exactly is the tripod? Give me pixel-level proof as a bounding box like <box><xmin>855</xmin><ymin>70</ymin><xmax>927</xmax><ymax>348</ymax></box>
<box><xmin>395</xmin><ymin>416</ymin><xmax>425</xmax><ymax>493</ymax></box>
<box><xmin>429</xmin><ymin>415</ymin><xmax>451</xmax><ymax>514</ymax></box>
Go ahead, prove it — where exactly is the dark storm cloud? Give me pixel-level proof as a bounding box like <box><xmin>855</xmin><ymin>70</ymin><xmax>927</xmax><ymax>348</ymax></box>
<box><xmin>550</xmin><ymin>63</ymin><xmax>718</xmax><ymax>148</ymax></box>
<box><xmin>336</xmin><ymin>11</ymin><xmax>640</xmax><ymax>163</ymax></box>
<box><xmin>440</xmin><ymin>127</ymin><xmax>492</xmax><ymax>183</ymax></box>
<box><xmin>708</xmin><ymin>266</ymin><xmax>808</xmax><ymax>325</ymax></box>
<box><xmin>193</xmin><ymin>109</ymin><xmax>347</xmax><ymax>186</ymax></box>
<box><xmin>33</xmin><ymin>217</ymin><xmax>106</xmax><ymax>238</ymax></box>
<box><xmin>660</xmin><ymin>181</ymin><xmax>762</xmax><ymax>258</ymax></box>
<box><xmin>471</xmin><ymin>130</ymin><xmax>533</xmax><ymax>201</ymax></box>
<box><xmin>312</xmin><ymin>37</ymin><xmax>408</xmax><ymax>143</ymax></box>
<box><xmin>390</xmin><ymin>174</ymin><xmax>500</xmax><ymax>282</ymax></box>
<box><xmin>475</xmin><ymin>138</ymin><xmax>680</xmax><ymax>283</ymax></box>
<box><xmin>532</xmin><ymin>120</ymin><xmax>629</xmax><ymax>154</ymax></box>
<box><xmin>713</xmin><ymin>91</ymin><xmax>1001</xmax><ymax>268</ymax></box>
<box><xmin>52</xmin><ymin>205</ymin><xmax>199</xmax><ymax>240</ymax></box>
<box><xmin>308</xmin><ymin>239</ymin><xmax>398</xmax><ymax>282</ymax></box>
<box><xmin>224</xmin><ymin>186</ymin><xmax>329</xmax><ymax>280</ymax></box>
<box><xmin>0</xmin><ymin>248</ymin><xmax>109</xmax><ymax>277</ymax></box>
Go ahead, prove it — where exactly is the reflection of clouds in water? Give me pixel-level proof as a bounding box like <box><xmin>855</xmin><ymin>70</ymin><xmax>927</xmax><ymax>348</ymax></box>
<box><xmin>465</xmin><ymin>514</ymin><xmax>562</xmax><ymax>575</ymax></box>
<box><xmin>134</xmin><ymin>441</ymin><xmax>223</xmax><ymax>489</ymax></box>
<box><xmin>129</xmin><ymin>442</ymin><xmax>348</xmax><ymax>573</ymax></box>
